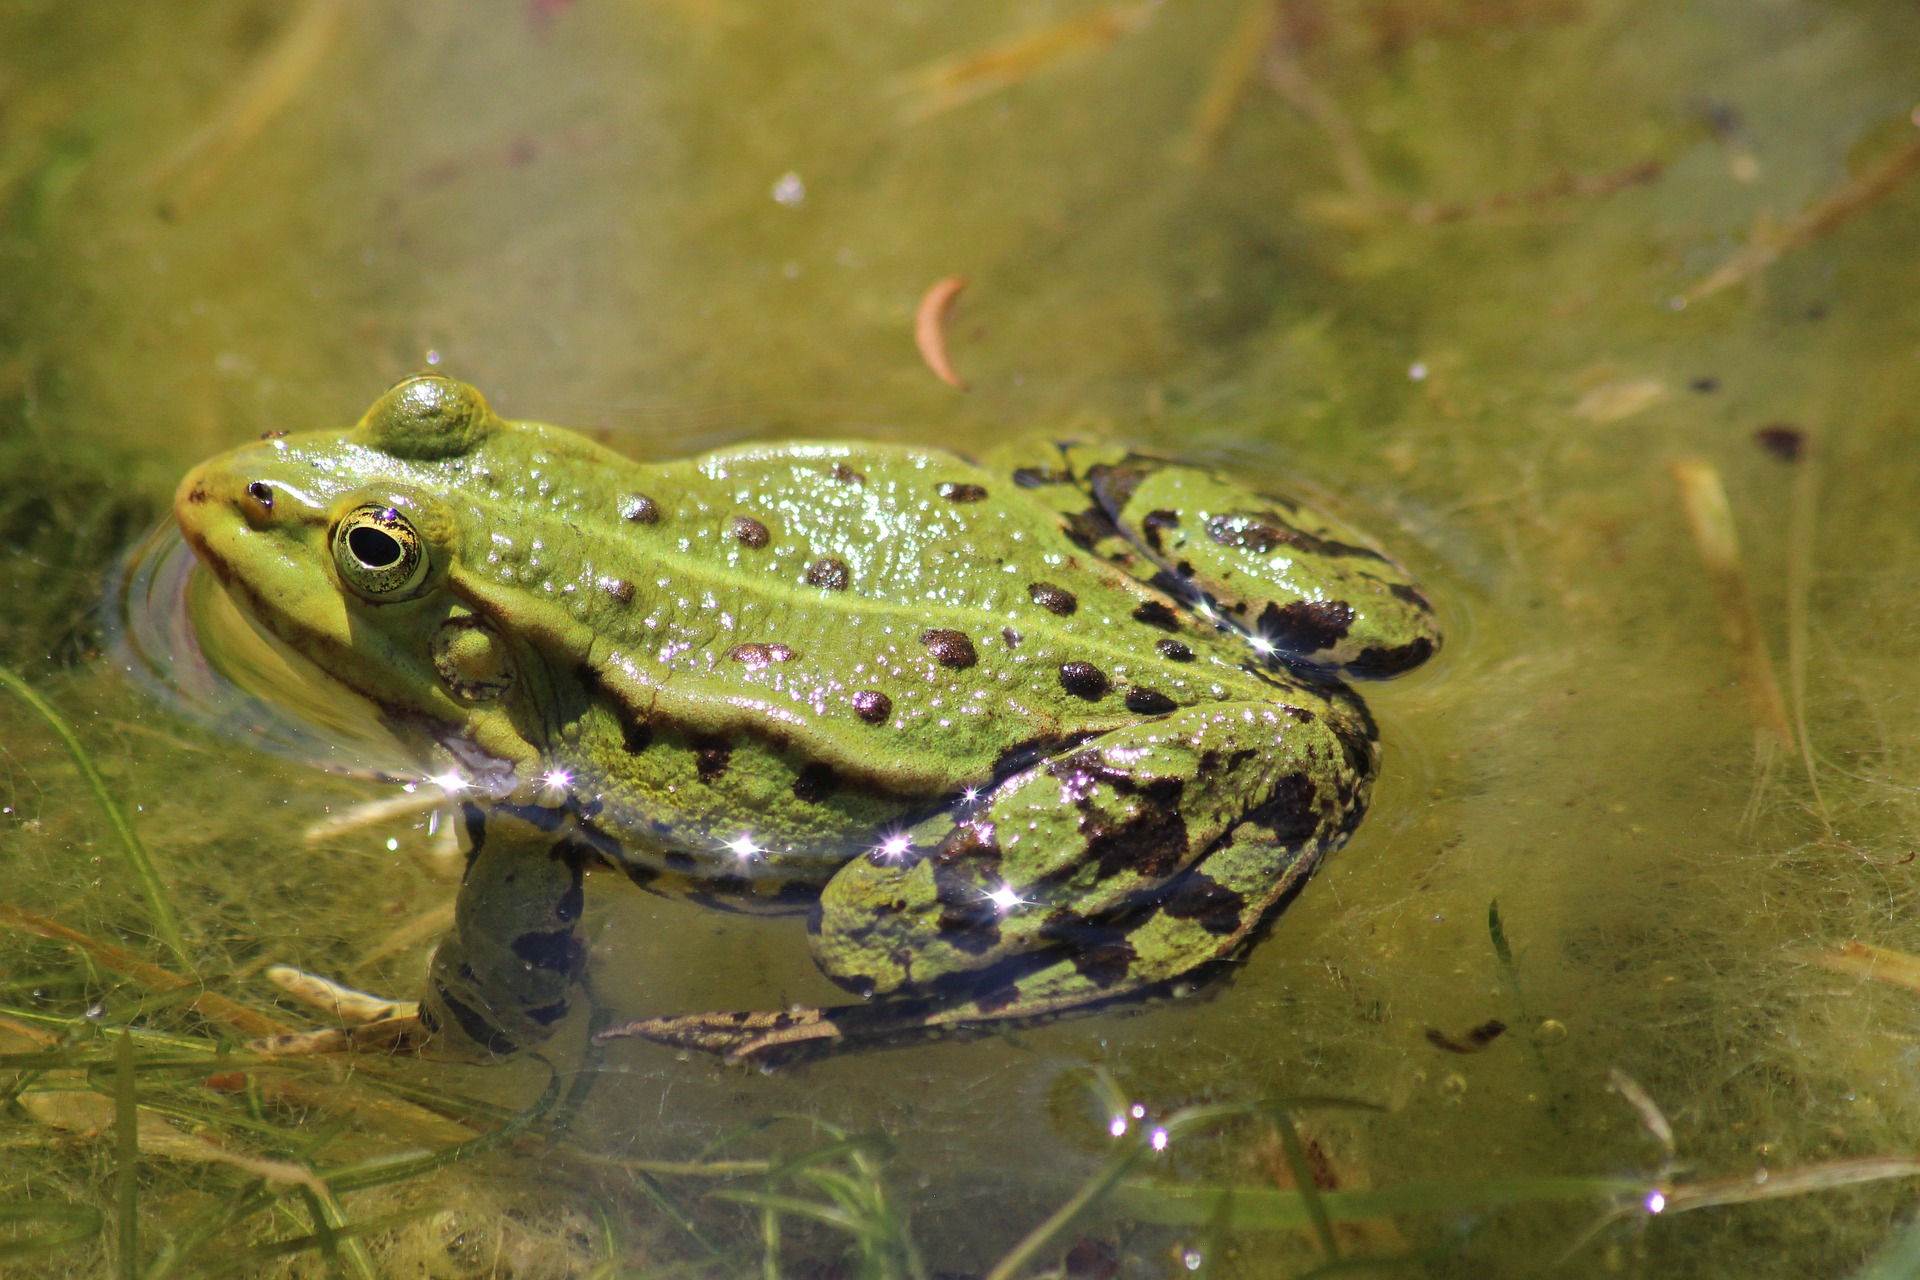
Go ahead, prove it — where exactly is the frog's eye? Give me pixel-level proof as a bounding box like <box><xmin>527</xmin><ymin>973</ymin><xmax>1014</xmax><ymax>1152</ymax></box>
<box><xmin>332</xmin><ymin>504</ymin><xmax>429</xmax><ymax>599</ymax></box>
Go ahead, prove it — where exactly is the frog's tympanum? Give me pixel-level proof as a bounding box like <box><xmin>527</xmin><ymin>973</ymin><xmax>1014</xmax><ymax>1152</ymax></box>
<box><xmin>174</xmin><ymin>375</ymin><xmax>1439</xmax><ymax>1063</ymax></box>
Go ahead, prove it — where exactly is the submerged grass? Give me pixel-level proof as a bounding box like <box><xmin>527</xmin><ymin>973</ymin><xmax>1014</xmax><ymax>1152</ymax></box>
<box><xmin>0</xmin><ymin>668</ymin><xmax>189</xmax><ymax>964</ymax></box>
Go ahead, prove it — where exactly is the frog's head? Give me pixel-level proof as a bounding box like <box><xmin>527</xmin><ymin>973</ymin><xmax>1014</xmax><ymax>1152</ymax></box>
<box><xmin>174</xmin><ymin>375</ymin><xmax>542</xmax><ymax>773</ymax></box>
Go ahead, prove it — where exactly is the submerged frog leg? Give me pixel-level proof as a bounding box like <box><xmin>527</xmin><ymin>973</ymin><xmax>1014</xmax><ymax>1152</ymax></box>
<box><xmin>608</xmin><ymin>697</ymin><xmax>1375</xmax><ymax>1063</ymax></box>
<box><xmin>1085</xmin><ymin>456</ymin><xmax>1440</xmax><ymax>677</ymax></box>
<box><xmin>253</xmin><ymin>803</ymin><xmax>592</xmax><ymax>1060</ymax></box>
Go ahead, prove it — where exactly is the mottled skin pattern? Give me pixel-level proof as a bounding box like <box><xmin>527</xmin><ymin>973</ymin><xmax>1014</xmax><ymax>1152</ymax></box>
<box><xmin>174</xmin><ymin>376</ymin><xmax>1439</xmax><ymax>1063</ymax></box>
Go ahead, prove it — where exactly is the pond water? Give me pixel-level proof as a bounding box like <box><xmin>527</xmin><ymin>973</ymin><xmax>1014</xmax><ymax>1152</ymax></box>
<box><xmin>7</xmin><ymin>1</ymin><xmax>1920</xmax><ymax>1276</ymax></box>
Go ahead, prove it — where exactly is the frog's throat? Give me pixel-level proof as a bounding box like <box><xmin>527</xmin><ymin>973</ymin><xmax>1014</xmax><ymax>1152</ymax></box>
<box><xmin>447</xmin><ymin>566</ymin><xmax>976</xmax><ymax>798</ymax></box>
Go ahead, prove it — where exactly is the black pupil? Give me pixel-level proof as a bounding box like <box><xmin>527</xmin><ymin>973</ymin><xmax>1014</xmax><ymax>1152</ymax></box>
<box><xmin>247</xmin><ymin>481</ymin><xmax>273</xmax><ymax>506</ymax></box>
<box><xmin>348</xmin><ymin>525</ymin><xmax>403</xmax><ymax>569</ymax></box>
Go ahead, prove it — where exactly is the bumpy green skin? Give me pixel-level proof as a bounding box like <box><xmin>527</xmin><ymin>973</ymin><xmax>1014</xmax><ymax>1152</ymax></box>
<box><xmin>173</xmin><ymin>376</ymin><xmax>1439</xmax><ymax>1062</ymax></box>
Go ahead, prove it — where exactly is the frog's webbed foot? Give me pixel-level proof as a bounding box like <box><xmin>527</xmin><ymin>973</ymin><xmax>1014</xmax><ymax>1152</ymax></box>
<box><xmin>249</xmin><ymin>966</ymin><xmax>432</xmax><ymax>1057</ymax></box>
<box><xmin>599</xmin><ymin>1006</ymin><xmax>845</xmax><ymax>1065</ymax></box>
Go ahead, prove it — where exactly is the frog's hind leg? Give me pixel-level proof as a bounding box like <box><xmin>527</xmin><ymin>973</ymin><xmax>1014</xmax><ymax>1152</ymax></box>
<box><xmin>1102</xmin><ymin>457</ymin><xmax>1442</xmax><ymax>678</ymax></box>
<box><xmin>605</xmin><ymin>697</ymin><xmax>1375</xmax><ymax>1063</ymax></box>
<box><xmin>603</xmin><ymin>818</ymin><xmax>1320</xmax><ymax>1064</ymax></box>
<box><xmin>253</xmin><ymin>803</ymin><xmax>594</xmax><ymax>1060</ymax></box>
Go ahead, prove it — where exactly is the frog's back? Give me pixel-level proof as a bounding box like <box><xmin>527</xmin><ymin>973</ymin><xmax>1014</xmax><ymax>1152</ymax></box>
<box><xmin>461</xmin><ymin>428</ymin><xmax>1277</xmax><ymax>796</ymax></box>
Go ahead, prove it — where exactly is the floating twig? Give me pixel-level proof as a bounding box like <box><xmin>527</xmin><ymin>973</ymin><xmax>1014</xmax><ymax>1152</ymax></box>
<box><xmin>1779</xmin><ymin>429</ymin><xmax>1832</xmax><ymax>829</ymax></box>
<box><xmin>0</xmin><ymin>905</ymin><xmax>276</xmax><ymax>1038</ymax></box>
<box><xmin>1182</xmin><ymin>0</ymin><xmax>1279</xmax><ymax>163</ymax></box>
<box><xmin>146</xmin><ymin>0</ymin><xmax>350</xmax><ymax>218</ymax></box>
<box><xmin>1803</xmin><ymin>939</ymin><xmax>1920</xmax><ymax>994</ymax></box>
<box><xmin>890</xmin><ymin>4</ymin><xmax>1158</xmax><ymax>123</ymax></box>
<box><xmin>1670</xmin><ymin>459</ymin><xmax>1796</xmax><ymax>760</ymax></box>
<box><xmin>1265</xmin><ymin>37</ymin><xmax>1377</xmax><ymax>204</ymax></box>
<box><xmin>914</xmin><ymin>275</ymin><xmax>970</xmax><ymax>390</ymax></box>
<box><xmin>1684</xmin><ymin>120</ymin><xmax>1920</xmax><ymax>304</ymax></box>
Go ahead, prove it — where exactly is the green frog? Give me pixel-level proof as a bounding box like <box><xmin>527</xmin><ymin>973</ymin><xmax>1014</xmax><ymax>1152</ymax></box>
<box><xmin>173</xmin><ymin>375</ymin><xmax>1439</xmax><ymax>1064</ymax></box>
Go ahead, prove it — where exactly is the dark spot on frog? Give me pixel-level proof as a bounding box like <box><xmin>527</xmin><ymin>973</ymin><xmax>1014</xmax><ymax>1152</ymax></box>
<box><xmin>933</xmin><ymin>820</ymin><xmax>1000</xmax><ymax>873</ymax></box>
<box><xmin>598</xmin><ymin>576</ymin><xmax>635</xmax><ymax>603</ymax></box>
<box><xmin>1085</xmin><ymin>800</ymin><xmax>1189</xmax><ymax>880</ymax></box>
<box><xmin>1038</xmin><ymin>910</ymin><xmax>1138</xmax><ymax>987</ymax></box>
<box><xmin>1245</xmin><ymin>772</ymin><xmax>1324</xmax><ymax>847</ymax></box>
<box><xmin>829</xmin><ymin>462</ymin><xmax>865</xmax><ymax>485</ymax></box>
<box><xmin>258</xmin><ymin>429</ymin><xmax>289</xmax><ymax>440</ymax></box>
<box><xmin>1012</xmin><ymin>466</ymin><xmax>1068</xmax><ymax>488</ymax></box>
<box><xmin>729</xmin><ymin>515</ymin><xmax>770</xmax><ymax>548</ymax></box>
<box><xmin>1345</xmin><ymin>635</ymin><xmax>1436</xmax><ymax>677</ymax></box>
<box><xmin>1140</xmin><ymin>508</ymin><xmax>1178</xmax><ymax>553</ymax></box>
<box><xmin>433</xmin><ymin>983</ymin><xmax>520</xmax><ymax>1055</ymax></box>
<box><xmin>972</xmin><ymin>976</ymin><xmax>1023</xmax><ymax>1013</ymax></box>
<box><xmin>693</xmin><ymin>736</ymin><xmax>732</xmax><ymax>781</ymax></box>
<box><xmin>1002</xmin><ymin>627</ymin><xmax>1023</xmax><ymax>649</ymax></box>
<box><xmin>1062</xmin><ymin>506</ymin><xmax>1123</xmax><ymax>551</ymax></box>
<box><xmin>1029</xmin><ymin>582</ymin><xmax>1077</xmax><ymax>614</ymax></box>
<box><xmin>512</xmin><ymin>929</ymin><xmax>585</xmax><ymax>974</ymax></box>
<box><xmin>1156</xmin><ymin>638</ymin><xmax>1194</xmax><ymax>662</ymax></box>
<box><xmin>1176</xmin><ymin>559</ymin><xmax>1194</xmax><ymax>578</ymax></box>
<box><xmin>621</xmin><ymin>493</ymin><xmax>660</xmax><ymax>524</ymax></box>
<box><xmin>460</xmin><ymin>803</ymin><xmax>488</xmax><ymax>860</ymax></box>
<box><xmin>1389</xmin><ymin>582</ymin><xmax>1430</xmax><ymax>608</ymax></box>
<box><xmin>1257</xmin><ymin>599</ymin><xmax>1355</xmax><ymax>653</ymax></box>
<box><xmin>1124</xmin><ymin>687</ymin><xmax>1178</xmax><ymax>715</ymax></box>
<box><xmin>525</xmin><ymin>999</ymin><xmax>571</xmax><ymax>1027</ymax></box>
<box><xmin>1205</xmin><ymin>510</ymin><xmax>1384</xmax><ymax>561</ymax></box>
<box><xmin>728</xmin><ymin>642</ymin><xmax>796</xmax><ymax>669</ymax></box>
<box><xmin>1131</xmin><ymin>599</ymin><xmax>1179</xmax><ymax>631</ymax></box>
<box><xmin>619</xmin><ymin>717</ymin><xmax>653</xmax><ymax>756</ymax></box>
<box><xmin>935</xmin><ymin>894</ymin><xmax>1003</xmax><ymax>955</ymax></box>
<box><xmin>792</xmin><ymin>762</ymin><xmax>838</xmax><ymax>804</ymax></box>
<box><xmin>852</xmin><ymin>690</ymin><xmax>892</xmax><ymax>723</ymax></box>
<box><xmin>1058</xmin><ymin>660</ymin><xmax>1109</xmax><ymax>700</ymax></box>
<box><xmin>1160</xmin><ymin>871</ymin><xmax>1247</xmax><ymax>936</ymax></box>
<box><xmin>806</xmin><ymin>557</ymin><xmax>851</xmax><ymax>589</ymax></box>
<box><xmin>1754</xmin><ymin>423</ymin><xmax>1806</xmax><ymax>462</ymax></box>
<box><xmin>921</xmin><ymin>628</ymin><xmax>977</xmax><ymax>669</ymax></box>
<box><xmin>182</xmin><ymin>481</ymin><xmax>209</xmax><ymax>505</ymax></box>
<box><xmin>938</xmin><ymin>481</ymin><xmax>988</xmax><ymax>503</ymax></box>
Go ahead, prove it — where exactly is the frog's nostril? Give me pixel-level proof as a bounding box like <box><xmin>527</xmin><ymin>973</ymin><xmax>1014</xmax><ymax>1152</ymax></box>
<box><xmin>247</xmin><ymin>481</ymin><xmax>274</xmax><ymax>510</ymax></box>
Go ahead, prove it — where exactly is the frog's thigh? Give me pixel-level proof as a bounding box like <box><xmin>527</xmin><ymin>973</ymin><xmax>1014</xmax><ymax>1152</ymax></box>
<box><xmin>419</xmin><ymin>803</ymin><xmax>592</xmax><ymax>1057</ymax></box>
<box><xmin>895</xmin><ymin>818</ymin><xmax>1320</xmax><ymax>1028</ymax></box>
<box><xmin>1090</xmin><ymin>458</ymin><xmax>1440</xmax><ymax>678</ymax></box>
<box><xmin>810</xmin><ymin>700</ymin><xmax>1370</xmax><ymax>998</ymax></box>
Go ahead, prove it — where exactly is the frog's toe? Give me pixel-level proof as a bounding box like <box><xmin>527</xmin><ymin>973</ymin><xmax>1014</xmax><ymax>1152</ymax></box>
<box><xmin>597</xmin><ymin>1006</ymin><xmax>842</xmax><ymax>1064</ymax></box>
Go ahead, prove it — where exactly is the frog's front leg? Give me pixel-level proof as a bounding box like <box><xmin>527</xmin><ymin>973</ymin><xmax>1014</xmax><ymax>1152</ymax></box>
<box><xmin>256</xmin><ymin>803</ymin><xmax>593</xmax><ymax>1060</ymax></box>
<box><xmin>608</xmin><ymin>697</ymin><xmax>1373</xmax><ymax>1062</ymax></box>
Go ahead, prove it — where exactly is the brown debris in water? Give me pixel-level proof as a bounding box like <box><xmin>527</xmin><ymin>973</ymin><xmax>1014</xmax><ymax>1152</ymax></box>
<box><xmin>915</xmin><ymin>275</ymin><xmax>971</xmax><ymax>390</ymax></box>
<box><xmin>1684</xmin><ymin>115</ymin><xmax>1920</xmax><ymax>304</ymax></box>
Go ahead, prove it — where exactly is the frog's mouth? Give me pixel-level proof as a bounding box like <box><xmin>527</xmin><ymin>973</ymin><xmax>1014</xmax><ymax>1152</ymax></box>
<box><xmin>172</xmin><ymin>448</ymin><xmax>452</xmax><ymax>765</ymax></box>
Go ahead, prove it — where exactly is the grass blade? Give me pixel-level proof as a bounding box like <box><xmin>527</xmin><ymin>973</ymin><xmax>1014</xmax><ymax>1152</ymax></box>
<box><xmin>114</xmin><ymin>1028</ymin><xmax>140</xmax><ymax>1280</ymax></box>
<box><xmin>0</xmin><ymin>666</ymin><xmax>190</xmax><ymax>963</ymax></box>
<box><xmin>1113</xmin><ymin>1175</ymin><xmax>1647</xmax><ymax>1229</ymax></box>
<box><xmin>984</xmin><ymin>1140</ymin><xmax>1146</xmax><ymax>1280</ymax></box>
